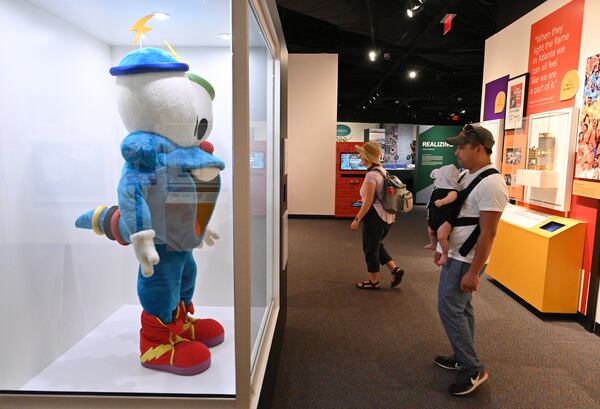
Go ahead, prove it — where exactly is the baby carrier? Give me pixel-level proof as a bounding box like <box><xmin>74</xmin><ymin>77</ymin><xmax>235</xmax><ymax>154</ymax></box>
<box><xmin>453</xmin><ymin>168</ymin><xmax>499</xmax><ymax>256</ymax></box>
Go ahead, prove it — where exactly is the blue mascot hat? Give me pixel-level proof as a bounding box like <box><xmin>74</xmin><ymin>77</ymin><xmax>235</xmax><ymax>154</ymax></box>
<box><xmin>110</xmin><ymin>47</ymin><xmax>189</xmax><ymax>76</ymax></box>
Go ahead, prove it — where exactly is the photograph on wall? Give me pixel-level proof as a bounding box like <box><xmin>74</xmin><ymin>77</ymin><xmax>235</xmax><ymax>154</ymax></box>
<box><xmin>575</xmin><ymin>53</ymin><xmax>600</xmax><ymax>181</ymax></box>
<box><xmin>483</xmin><ymin>75</ymin><xmax>509</xmax><ymax>121</ymax></box>
<box><xmin>505</xmin><ymin>148</ymin><xmax>522</xmax><ymax>165</ymax></box>
<box><xmin>501</xmin><ymin>129</ymin><xmax>527</xmax><ymax>201</ymax></box>
<box><xmin>505</xmin><ymin>74</ymin><xmax>529</xmax><ymax>130</ymax></box>
<box><xmin>378</xmin><ymin>124</ymin><xmax>414</xmax><ymax>169</ymax></box>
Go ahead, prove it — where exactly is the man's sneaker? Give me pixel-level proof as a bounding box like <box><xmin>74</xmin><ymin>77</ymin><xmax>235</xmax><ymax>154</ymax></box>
<box><xmin>448</xmin><ymin>370</ymin><xmax>488</xmax><ymax>396</ymax></box>
<box><xmin>434</xmin><ymin>355</ymin><xmax>461</xmax><ymax>371</ymax></box>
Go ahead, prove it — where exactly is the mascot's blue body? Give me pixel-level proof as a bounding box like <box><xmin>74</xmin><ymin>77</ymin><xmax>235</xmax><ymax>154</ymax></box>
<box><xmin>76</xmin><ymin>47</ymin><xmax>225</xmax><ymax>376</ymax></box>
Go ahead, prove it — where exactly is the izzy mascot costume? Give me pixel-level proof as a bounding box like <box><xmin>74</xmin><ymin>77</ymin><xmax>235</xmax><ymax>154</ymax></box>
<box><xmin>75</xmin><ymin>47</ymin><xmax>225</xmax><ymax>375</ymax></box>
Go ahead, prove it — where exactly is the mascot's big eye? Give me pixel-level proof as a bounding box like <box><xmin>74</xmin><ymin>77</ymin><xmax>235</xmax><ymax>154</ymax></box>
<box><xmin>195</xmin><ymin>118</ymin><xmax>209</xmax><ymax>140</ymax></box>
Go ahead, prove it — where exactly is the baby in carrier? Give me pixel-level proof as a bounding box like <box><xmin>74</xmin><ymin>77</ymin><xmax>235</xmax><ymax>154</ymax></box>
<box><xmin>424</xmin><ymin>164</ymin><xmax>461</xmax><ymax>266</ymax></box>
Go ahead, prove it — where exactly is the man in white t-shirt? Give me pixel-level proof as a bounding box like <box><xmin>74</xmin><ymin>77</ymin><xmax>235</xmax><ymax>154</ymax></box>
<box><xmin>433</xmin><ymin>124</ymin><xmax>509</xmax><ymax>396</ymax></box>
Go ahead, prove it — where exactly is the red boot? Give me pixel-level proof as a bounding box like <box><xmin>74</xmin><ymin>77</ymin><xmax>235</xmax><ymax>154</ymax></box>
<box><xmin>180</xmin><ymin>301</ymin><xmax>225</xmax><ymax>347</ymax></box>
<box><xmin>140</xmin><ymin>301</ymin><xmax>211</xmax><ymax>375</ymax></box>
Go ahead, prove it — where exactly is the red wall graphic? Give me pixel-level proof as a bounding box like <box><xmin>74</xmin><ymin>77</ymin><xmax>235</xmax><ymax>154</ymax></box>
<box><xmin>527</xmin><ymin>0</ymin><xmax>584</xmax><ymax>115</ymax></box>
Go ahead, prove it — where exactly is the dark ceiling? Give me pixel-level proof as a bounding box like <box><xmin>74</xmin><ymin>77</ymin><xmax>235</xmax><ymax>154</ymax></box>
<box><xmin>277</xmin><ymin>0</ymin><xmax>546</xmax><ymax>125</ymax></box>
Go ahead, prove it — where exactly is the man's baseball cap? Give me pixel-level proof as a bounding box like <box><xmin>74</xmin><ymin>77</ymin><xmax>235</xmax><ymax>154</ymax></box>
<box><xmin>447</xmin><ymin>124</ymin><xmax>495</xmax><ymax>150</ymax></box>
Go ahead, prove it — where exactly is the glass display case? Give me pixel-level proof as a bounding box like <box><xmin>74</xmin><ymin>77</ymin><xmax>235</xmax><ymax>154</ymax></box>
<box><xmin>514</xmin><ymin>107</ymin><xmax>578</xmax><ymax>211</ymax></box>
<box><xmin>0</xmin><ymin>0</ymin><xmax>286</xmax><ymax>408</ymax></box>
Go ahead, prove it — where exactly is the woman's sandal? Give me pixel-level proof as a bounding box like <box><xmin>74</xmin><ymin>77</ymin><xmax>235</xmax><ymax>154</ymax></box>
<box><xmin>390</xmin><ymin>267</ymin><xmax>405</xmax><ymax>288</ymax></box>
<box><xmin>356</xmin><ymin>280</ymin><xmax>380</xmax><ymax>289</ymax></box>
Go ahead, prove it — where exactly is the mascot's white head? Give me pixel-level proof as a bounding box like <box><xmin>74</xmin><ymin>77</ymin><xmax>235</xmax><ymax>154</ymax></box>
<box><xmin>110</xmin><ymin>47</ymin><xmax>198</xmax><ymax>147</ymax></box>
<box><xmin>188</xmin><ymin>73</ymin><xmax>215</xmax><ymax>144</ymax></box>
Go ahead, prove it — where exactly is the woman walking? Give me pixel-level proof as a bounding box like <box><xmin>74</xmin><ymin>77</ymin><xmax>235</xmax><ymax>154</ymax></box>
<box><xmin>351</xmin><ymin>141</ymin><xmax>404</xmax><ymax>289</ymax></box>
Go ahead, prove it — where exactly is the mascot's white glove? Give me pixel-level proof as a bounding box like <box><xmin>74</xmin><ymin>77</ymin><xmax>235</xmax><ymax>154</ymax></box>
<box><xmin>131</xmin><ymin>229</ymin><xmax>160</xmax><ymax>277</ymax></box>
<box><xmin>197</xmin><ymin>227</ymin><xmax>220</xmax><ymax>249</ymax></box>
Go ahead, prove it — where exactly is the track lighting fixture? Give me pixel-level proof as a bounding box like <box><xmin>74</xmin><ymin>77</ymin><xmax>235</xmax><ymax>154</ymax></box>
<box><xmin>406</xmin><ymin>0</ymin><xmax>425</xmax><ymax>18</ymax></box>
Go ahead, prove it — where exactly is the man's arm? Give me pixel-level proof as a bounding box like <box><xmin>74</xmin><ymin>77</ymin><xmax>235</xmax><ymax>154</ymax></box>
<box><xmin>460</xmin><ymin>210</ymin><xmax>502</xmax><ymax>292</ymax></box>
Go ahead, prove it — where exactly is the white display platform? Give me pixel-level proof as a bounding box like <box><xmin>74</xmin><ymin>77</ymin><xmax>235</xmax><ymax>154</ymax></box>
<box><xmin>500</xmin><ymin>204</ymin><xmax>551</xmax><ymax>229</ymax></box>
<box><xmin>516</xmin><ymin>169</ymin><xmax>559</xmax><ymax>189</ymax></box>
<box><xmin>21</xmin><ymin>305</ymin><xmax>235</xmax><ymax>396</ymax></box>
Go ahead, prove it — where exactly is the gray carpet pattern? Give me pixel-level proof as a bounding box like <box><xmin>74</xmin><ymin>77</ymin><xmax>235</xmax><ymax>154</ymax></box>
<box><xmin>271</xmin><ymin>206</ymin><xmax>600</xmax><ymax>409</ymax></box>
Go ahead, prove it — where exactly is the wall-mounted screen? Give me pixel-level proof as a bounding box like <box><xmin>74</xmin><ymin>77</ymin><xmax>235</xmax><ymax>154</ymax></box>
<box><xmin>340</xmin><ymin>153</ymin><xmax>367</xmax><ymax>171</ymax></box>
<box><xmin>539</xmin><ymin>221</ymin><xmax>565</xmax><ymax>232</ymax></box>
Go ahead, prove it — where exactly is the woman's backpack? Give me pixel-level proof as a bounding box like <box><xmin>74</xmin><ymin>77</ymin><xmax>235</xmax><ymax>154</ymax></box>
<box><xmin>370</xmin><ymin>168</ymin><xmax>414</xmax><ymax>215</ymax></box>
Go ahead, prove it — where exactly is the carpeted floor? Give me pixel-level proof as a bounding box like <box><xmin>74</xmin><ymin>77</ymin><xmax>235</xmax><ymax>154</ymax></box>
<box><xmin>271</xmin><ymin>206</ymin><xmax>600</xmax><ymax>409</ymax></box>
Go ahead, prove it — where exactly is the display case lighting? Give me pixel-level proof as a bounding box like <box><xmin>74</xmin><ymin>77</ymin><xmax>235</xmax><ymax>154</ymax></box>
<box><xmin>152</xmin><ymin>12</ymin><xmax>170</xmax><ymax>20</ymax></box>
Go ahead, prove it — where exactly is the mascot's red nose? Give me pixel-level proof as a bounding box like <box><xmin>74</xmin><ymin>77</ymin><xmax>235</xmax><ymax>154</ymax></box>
<box><xmin>199</xmin><ymin>141</ymin><xmax>214</xmax><ymax>154</ymax></box>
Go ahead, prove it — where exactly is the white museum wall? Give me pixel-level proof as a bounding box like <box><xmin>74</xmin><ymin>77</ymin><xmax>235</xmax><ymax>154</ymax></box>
<box><xmin>482</xmin><ymin>0</ymin><xmax>600</xmax><ymax>323</ymax></box>
<box><xmin>0</xmin><ymin>0</ymin><xmax>134</xmax><ymax>389</ymax></box>
<box><xmin>337</xmin><ymin>122</ymin><xmax>379</xmax><ymax>142</ymax></box>
<box><xmin>111</xmin><ymin>46</ymin><xmax>236</xmax><ymax>308</ymax></box>
<box><xmin>287</xmin><ymin>54</ymin><xmax>338</xmax><ymax>215</ymax></box>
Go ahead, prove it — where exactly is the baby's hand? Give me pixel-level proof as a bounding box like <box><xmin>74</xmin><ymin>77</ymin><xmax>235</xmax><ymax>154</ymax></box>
<box><xmin>434</xmin><ymin>199</ymin><xmax>444</xmax><ymax>208</ymax></box>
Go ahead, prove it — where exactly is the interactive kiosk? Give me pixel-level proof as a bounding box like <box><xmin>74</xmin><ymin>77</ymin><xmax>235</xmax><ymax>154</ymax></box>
<box><xmin>335</xmin><ymin>142</ymin><xmax>367</xmax><ymax>217</ymax></box>
<box><xmin>487</xmin><ymin>205</ymin><xmax>586</xmax><ymax>313</ymax></box>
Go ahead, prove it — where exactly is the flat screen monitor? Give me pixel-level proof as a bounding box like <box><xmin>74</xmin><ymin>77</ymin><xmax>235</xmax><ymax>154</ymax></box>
<box><xmin>250</xmin><ymin>151</ymin><xmax>265</xmax><ymax>169</ymax></box>
<box><xmin>539</xmin><ymin>221</ymin><xmax>565</xmax><ymax>233</ymax></box>
<box><xmin>340</xmin><ymin>153</ymin><xmax>367</xmax><ymax>171</ymax></box>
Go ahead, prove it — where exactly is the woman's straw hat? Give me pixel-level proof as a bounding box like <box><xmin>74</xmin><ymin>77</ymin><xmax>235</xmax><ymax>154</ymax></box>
<box><xmin>355</xmin><ymin>141</ymin><xmax>382</xmax><ymax>166</ymax></box>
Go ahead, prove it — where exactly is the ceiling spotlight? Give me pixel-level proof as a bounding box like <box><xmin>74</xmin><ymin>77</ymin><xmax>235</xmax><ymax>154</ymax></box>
<box><xmin>406</xmin><ymin>0</ymin><xmax>424</xmax><ymax>17</ymax></box>
<box><xmin>152</xmin><ymin>12</ymin><xmax>170</xmax><ymax>20</ymax></box>
<box><xmin>368</xmin><ymin>50</ymin><xmax>378</xmax><ymax>62</ymax></box>
<box><xmin>460</xmin><ymin>109</ymin><xmax>466</xmax><ymax>114</ymax></box>
<box><xmin>407</xmin><ymin>7</ymin><xmax>423</xmax><ymax>18</ymax></box>
<box><xmin>408</xmin><ymin>70</ymin><xmax>417</xmax><ymax>79</ymax></box>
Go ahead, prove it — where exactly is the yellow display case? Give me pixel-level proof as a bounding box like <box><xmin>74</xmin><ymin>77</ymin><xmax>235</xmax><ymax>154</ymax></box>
<box><xmin>487</xmin><ymin>208</ymin><xmax>585</xmax><ymax>313</ymax></box>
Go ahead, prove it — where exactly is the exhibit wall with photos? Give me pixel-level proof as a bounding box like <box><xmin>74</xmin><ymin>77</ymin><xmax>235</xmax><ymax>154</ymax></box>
<box><xmin>481</xmin><ymin>0</ymin><xmax>600</xmax><ymax>321</ymax></box>
<box><xmin>575</xmin><ymin>53</ymin><xmax>600</xmax><ymax>180</ymax></box>
<box><xmin>502</xmin><ymin>130</ymin><xmax>527</xmax><ymax>202</ymax></box>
